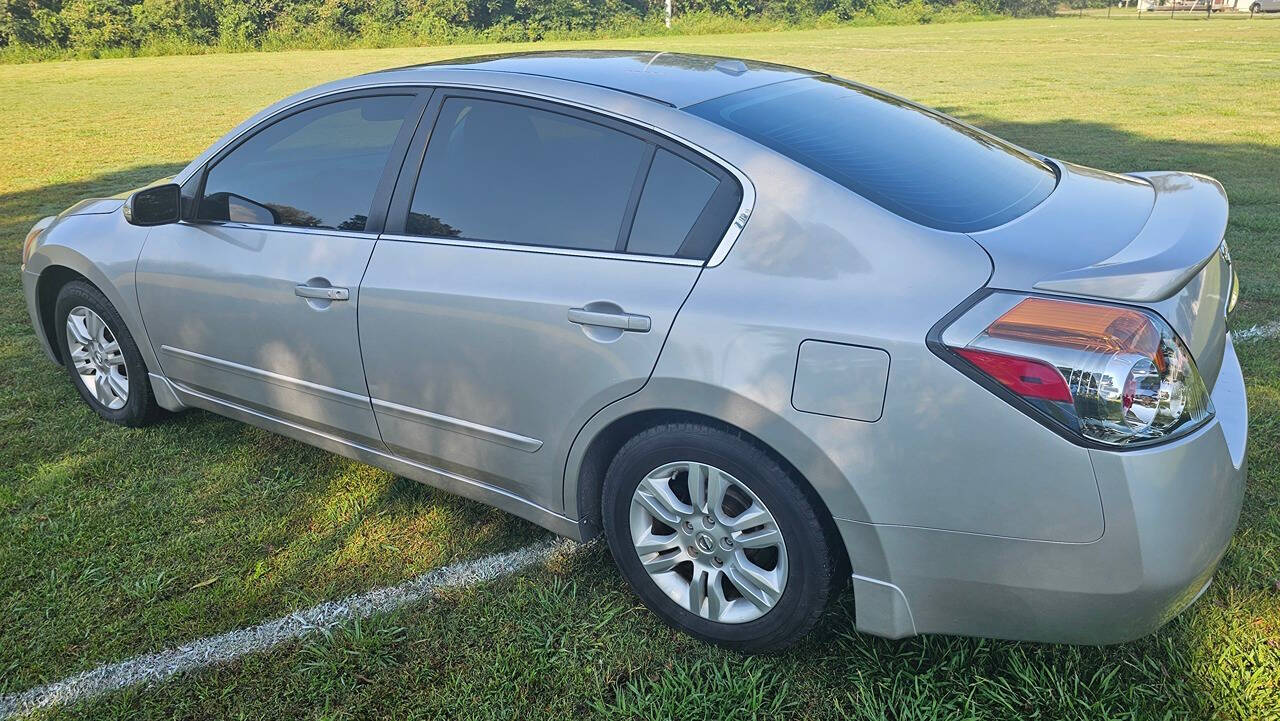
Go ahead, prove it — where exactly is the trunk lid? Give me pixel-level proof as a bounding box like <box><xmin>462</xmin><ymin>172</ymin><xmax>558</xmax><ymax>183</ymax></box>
<box><xmin>971</xmin><ymin>161</ymin><xmax>1231</xmax><ymax>387</ymax></box>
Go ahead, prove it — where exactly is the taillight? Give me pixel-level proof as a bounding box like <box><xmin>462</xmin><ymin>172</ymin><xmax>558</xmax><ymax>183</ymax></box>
<box><xmin>940</xmin><ymin>294</ymin><xmax>1213</xmax><ymax>447</ymax></box>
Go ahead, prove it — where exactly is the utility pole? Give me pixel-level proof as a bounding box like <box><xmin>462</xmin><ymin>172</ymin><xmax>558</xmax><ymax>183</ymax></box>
<box><xmin>666</xmin><ymin>0</ymin><xmax>672</xmax><ymax>28</ymax></box>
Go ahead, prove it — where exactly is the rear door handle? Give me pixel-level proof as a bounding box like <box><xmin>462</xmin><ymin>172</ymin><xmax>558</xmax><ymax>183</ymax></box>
<box><xmin>295</xmin><ymin>284</ymin><xmax>350</xmax><ymax>301</ymax></box>
<box><xmin>567</xmin><ymin>307</ymin><xmax>651</xmax><ymax>333</ymax></box>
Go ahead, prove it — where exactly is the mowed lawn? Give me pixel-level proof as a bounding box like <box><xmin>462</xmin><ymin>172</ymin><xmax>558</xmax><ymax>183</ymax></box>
<box><xmin>2</xmin><ymin>14</ymin><xmax>1279</xmax><ymax>720</ymax></box>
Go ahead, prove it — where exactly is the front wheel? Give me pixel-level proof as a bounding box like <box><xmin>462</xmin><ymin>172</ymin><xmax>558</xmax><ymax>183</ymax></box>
<box><xmin>602</xmin><ymin>423</ymin><xmax>843</xmax><ymax>652</ymax></box>
<box><xmin>54</xmin><ymin>280</ymin><xmax>162</xmax><ymax>427</ymax></box>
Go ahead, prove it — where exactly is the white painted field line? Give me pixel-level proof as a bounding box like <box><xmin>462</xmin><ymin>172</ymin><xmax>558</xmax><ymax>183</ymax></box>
<box><xmin>0</xmin><ymin>538</ymin><xmax>575</xmax><ymax>719</ymax></box>
<box><xmin>1233</xmin><ymin>320</ymin><xmax>1280</xmax><ymax>343</ymax></box>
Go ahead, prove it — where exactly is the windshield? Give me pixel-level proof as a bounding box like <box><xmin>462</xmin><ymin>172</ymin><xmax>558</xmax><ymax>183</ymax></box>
<box><xmin>687</xmin><ymin>77</ymin><xmax>1057</xmax><ymax>233</ymax></box>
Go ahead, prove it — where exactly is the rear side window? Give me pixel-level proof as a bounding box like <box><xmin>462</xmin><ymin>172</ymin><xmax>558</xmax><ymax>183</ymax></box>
<box><xmin>627</xmin><ymin>149</ymin><xmax>719</xmax><ymax>257</ymax></box>
<box><xmin>407</xmin><ymin>97</ymin><xmax>647</xmax><ymax>251</ymax></box>
<box><xmin>688</xmin><ymin>77</ymin><xmax>1056</xmax><ymax>233</ymax></box>
<box><xmin>198</xmin><ymin>95</ymin><xmax>414</xmax><ymax>231</ymax></box>
<box><xmin>405</xmin><ymin>95</ymin><xmax>743</xmax><ymax>260</ymax></box>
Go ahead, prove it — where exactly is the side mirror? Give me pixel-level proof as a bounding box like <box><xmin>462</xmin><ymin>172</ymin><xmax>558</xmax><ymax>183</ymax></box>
<box><xmin>123</xmin><ymin>184</ymin><xmax>181</xmax><ymax>226</ymax></box>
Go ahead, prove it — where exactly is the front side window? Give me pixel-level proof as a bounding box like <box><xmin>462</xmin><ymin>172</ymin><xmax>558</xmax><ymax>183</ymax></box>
<box><xmin>406</xmin><ymin>97</ymin><xmax>648</xmax><ymax>251</ymax></box>
<box><xmin>688</xmin><ymin>77</ymin><xmax>1057</xmax><ymax>233</ymax></box>
<box><xmin>198</xmin><ymin>95</ymin><xmax>414</xmax><ymax>232</ymax></box>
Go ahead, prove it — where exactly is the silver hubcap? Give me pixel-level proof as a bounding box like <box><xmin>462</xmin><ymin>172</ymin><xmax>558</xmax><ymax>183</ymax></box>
<box><xmin>629</xmin><ymin>461</ymin><xmax>788</xmax><ymax>624</ymax></box>
<box><xmin>66</xmin><ymin>306</ymin><xmax>128</xmax><ymax>410</ymax></box>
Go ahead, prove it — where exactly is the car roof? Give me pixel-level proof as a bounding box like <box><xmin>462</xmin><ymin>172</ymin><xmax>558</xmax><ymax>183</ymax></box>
<box><xmin>372</xmin><ymin>50</ymin><xmax>820</xmax><ymax>108</ymax></box>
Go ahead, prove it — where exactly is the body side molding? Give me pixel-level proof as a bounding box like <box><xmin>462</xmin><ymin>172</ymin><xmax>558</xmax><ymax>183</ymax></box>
<box><xmin>371</xmin><ymin>397</ymin><xmax>543</xmax><ymax>453</ymax></box>
<box><xmin>168</xmin><ymin>379</ymin><xmax>581</xmax><ymax>538</ymax></box>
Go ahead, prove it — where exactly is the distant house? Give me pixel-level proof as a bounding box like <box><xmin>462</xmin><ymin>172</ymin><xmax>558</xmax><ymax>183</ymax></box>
<box><xmin>1137</xmin><ymin>0</ymin><xmax>1236</xmax><ymax>9</ymax></box>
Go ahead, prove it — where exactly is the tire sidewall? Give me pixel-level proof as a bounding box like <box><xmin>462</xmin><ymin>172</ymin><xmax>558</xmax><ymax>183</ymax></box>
<box><xmin>54</xmin><ymin>281</ymin><xmax>152</xmax><ymax>426</ymax></box>
<box><xmin>603</xmin><ymin>427</ymin><xmax>830</xmax><ymax>650</ymax></box>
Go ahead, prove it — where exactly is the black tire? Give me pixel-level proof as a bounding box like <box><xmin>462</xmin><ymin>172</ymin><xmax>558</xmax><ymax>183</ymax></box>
<box><xmin>601</xmin><ymin>422</ymin><xmax>842</xmax><ymax>653</ymax></box>
<box><xmin>54</xmin><ymin>280</ymin><xmax>162</xmax><ymax>427</ymax></box>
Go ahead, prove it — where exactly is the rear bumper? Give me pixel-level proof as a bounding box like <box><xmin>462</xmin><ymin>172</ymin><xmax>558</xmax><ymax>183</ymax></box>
<box><xmin>839</xmin><ymin>336</ymin><xmax>1247</xmax><ymax>644</ymax></box>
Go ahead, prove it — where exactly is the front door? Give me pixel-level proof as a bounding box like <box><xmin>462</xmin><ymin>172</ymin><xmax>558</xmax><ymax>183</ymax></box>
<box><xmin>359</xmin><ymin>91</ymin><xmax>742</xmax><ymax>512</ymax></box>
<box><xmin>137</xmin><ymin>91</ymin><xmax>426</xmax><ymax>446</ymax></box>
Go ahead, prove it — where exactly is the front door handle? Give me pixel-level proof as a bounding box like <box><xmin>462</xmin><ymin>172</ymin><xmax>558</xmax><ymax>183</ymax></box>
<box><xmin>295</xmin><ymin>284</ymin><xmax>349</xmax><ymax>301</ymax></box>
<box><xmin>567</xmin><ymin>307</ymin><xmax>651</xmax><ymax>333</ymax></box>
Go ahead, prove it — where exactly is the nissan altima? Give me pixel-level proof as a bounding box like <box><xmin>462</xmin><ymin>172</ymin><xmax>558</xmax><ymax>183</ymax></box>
<box><xmin>21</xmin><ymin>51</ymin><xmax>1247</xmax><ymax>652</ymax></box>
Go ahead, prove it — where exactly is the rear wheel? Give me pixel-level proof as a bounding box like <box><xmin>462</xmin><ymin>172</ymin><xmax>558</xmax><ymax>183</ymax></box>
<box><xmin>602</xmin><ymin>422</ymin><xmax>841</xmax><ymax>652</ymax></box>
<box><xmin>54</xmin><ymin>280</ymin><xmax>161</xmax><ymax>426</ymax></box>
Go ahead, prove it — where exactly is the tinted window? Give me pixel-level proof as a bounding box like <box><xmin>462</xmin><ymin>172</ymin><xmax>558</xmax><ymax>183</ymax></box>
<box><xmin>627</xmin><ymin>149</ymin><xmax>719</xmax><ymax>256</ymax></box>
<box><xmin>199</xmin><ymin>95</ymin><xmax>413</xmax><ymax>231</ymax></box>
<box><xmin>688</xmin><ymin>77</ymin><xmax>1056</xmax><ymax>233</ymax></box>
<box><xmin>407</xmin><ymin>98</ymin><xmax>647</xmax><ymax>251</ymax></box>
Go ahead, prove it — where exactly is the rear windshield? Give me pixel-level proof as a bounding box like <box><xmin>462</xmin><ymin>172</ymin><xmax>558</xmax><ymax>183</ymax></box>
<box><xmin>687</xmin><ymin>77</ymin><xmax>1057</xmax><ymax>233</ymax></box>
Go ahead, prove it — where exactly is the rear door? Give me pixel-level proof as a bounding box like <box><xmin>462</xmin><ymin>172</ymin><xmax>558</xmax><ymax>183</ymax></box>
<box><xmin>358</xmin><ymin>90</ymin><xmax>742</xmax><ymax>512</ymax></box>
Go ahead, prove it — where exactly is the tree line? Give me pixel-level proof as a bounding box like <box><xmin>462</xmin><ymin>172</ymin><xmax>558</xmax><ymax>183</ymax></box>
<box><xmin>0</xmin><ymin>0</ymin><xmax>1059</xmax><ymax>56</ymax></box>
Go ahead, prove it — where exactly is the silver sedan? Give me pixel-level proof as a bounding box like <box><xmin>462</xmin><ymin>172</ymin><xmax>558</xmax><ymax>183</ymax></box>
<box><xmin>21</xmin><ymin>51</ymin><xmax>1247</xmax><ymax>652</ymax></box>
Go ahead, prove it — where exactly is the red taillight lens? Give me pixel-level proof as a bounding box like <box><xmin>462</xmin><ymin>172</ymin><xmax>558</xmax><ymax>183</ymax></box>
<box><xmin>955</xmin><ymin>348</ymin><xmax>1072</xmax><ymax>403</ymax></box>
<box><xmin>942</xmin><ymin>294</ymin><xmax>1213</xmax><ymax>446</ymax></box>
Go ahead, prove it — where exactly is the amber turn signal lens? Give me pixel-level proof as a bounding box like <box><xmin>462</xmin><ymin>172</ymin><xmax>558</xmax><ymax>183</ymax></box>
<box><xmin>984</xmin><ymin>297</ymin><xmax>1165</xmax><ymax>372</ymax></box>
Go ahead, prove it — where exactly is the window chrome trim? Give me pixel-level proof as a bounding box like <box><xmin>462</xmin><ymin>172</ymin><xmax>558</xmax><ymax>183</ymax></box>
<box><xmin>707</xmin><ymin>206</ymin><xmax>752</xmax><ymax>267</ymax></box>
<box><xmin>378</xmin><ymin>233</ymin><xmax>705</xmax><ymax>266</ymax></box>
<box><xmin>181</xmin><ymin>220</ymin><xmax>382</xmax><ymax>239</ymax></box>
<box><xmin>181</xmin><ymin>79</ymin><xmax>755</xmax><ymax>268</ymax></box>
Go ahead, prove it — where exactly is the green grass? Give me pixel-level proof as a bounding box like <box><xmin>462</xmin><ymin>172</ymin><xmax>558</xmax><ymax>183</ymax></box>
<box><xmin>1</xmin><ymin>15</ymin><xmax>1278</xmax><ymax>721</ymax></box>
